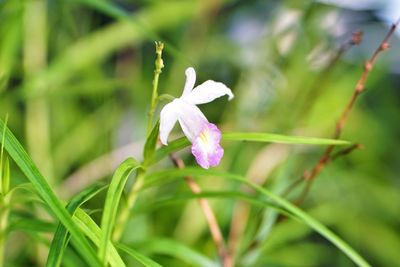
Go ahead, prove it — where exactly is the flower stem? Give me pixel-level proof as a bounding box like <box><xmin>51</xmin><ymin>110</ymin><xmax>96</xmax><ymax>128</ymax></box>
<box><xmin>114</xmin><ymin>41</ymin><xmax>165</xmax><ymax>241</ymax></box>
<box><xmin>0</xmin><ymin>196</ymin><xmax>10</xmax><ymax>267</ymax></box>
<box><xmin>169</xmin><ymin>153</ymin><xmax>233</xmax><ymax>267</ymax></box>
<box><xmin>113</xmin><ymin>170</ymin><xmax>145</xmax><ymax>241</ymax></box>
<box><xmin>147</xmin><ymin>41</ymin><xmax>165</xmax><ymax>135</ymax></box>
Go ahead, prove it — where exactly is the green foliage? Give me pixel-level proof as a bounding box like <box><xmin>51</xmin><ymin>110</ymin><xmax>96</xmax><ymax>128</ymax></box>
<box><xmin>0</xmin><ymin>0</ymin><xmax>398</xmax><ymax>266</ymax></box>
<box><xmin>47</xmin><ymin>183</ymin><xmax>107</xmax><ymax>267</ymax></box>
<box><xmin>99</xmin><ymin>158</ymin><xmax>141</xmax><ymax>264</ymax></box>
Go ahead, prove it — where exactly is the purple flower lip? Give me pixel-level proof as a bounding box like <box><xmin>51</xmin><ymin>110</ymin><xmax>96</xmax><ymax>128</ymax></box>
<box><xmin>159</xmin><ymin>67</ymin><xmax>233</xmax><ymax>168</ymax></box>
<box><xmin>191</xmin><ymin>122</ymin><xmax>224</xmax><ymax>169</ymax></box>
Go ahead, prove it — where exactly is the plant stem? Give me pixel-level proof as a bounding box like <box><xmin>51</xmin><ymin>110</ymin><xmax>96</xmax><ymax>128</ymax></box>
<box><xmin>113</xmin><ymin>170</ymin><xmax>145</xmax><ymax>241</ymax></box>
<box><xmin>291</xmin><ymin>17</ymin><xmax>400</xmax><ymax>204</ymax></box>
<box><xmin>114</xmin><ymin>41</ymin><xmax>165</xmax><ymax>241</ymax></box>
<box><xmin>169</xmin><ymin>153</ymin><xmax>232</xmax><ymax>267</ymax></box>
<box><xmin>0</xmin><ymin>195</ymin><xmax>10</xmax><ymax>267</ymax></box>
<box><xmin>147</xmin><ymin>41</ymin><xmax>164</xmax><ymax>135</ymax></box>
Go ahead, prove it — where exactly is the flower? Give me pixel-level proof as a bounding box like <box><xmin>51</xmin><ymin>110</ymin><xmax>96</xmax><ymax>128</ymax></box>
<box><xmin>159</xmin><ymin>67</ymin><xmax>234</xmax><ymax>169</ymax></box>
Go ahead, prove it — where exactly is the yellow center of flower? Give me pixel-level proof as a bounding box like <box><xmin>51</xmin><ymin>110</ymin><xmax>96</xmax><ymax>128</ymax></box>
<box><xmin>198</xmin><ymin>128</ymin><xmax>212</xmax><ymax>152</ymax></box>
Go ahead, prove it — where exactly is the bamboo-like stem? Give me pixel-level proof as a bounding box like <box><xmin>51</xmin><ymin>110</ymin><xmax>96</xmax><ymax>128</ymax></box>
<box><xmin>169</xmin><ymin>154</ymin><xmax>233</xmax><ymax>267</ymax></box>
<box><xmin>291</xmin><ymin>18</ymin><xmax>400</xmax><ymax>204</ymax></box>
<box><xmin>147</xmin><ymin>41</ymin><xmax>164</xmax><ymax>135</ymax></box>
<box><xmin>114</xmin><ymin>42</ymin><xmax>165</xmax><ymax>240</ymax></box>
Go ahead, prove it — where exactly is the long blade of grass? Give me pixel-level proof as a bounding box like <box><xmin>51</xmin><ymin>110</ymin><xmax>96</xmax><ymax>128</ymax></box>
<box><xmin>132</xmin><ymin>238</ymin><xmax>218</xmax><ymax>267</ymax></box>
<box><xmin>73</xmin><ymin>209</ymin><xmax>126</xmax><ymax>267</ymax></box>
<box><xmin>98</xmin><ymin>158</ymin><xmax>141</xmax><ymax>264</ymax></box>
<box><xmin>151</xmin><ymin>132</ymin><xmax>350</xmax><ymax>164</ymax></box>
<box><xmin>117</xmin><ymin>243</ymin><xmax>163</xmax><ymax>267</ymax></box>
<box><xmin>0</xmin><ymin>119</ymin><xmax>100</xmax><ymax>266</ymax></box>
<box><xmin>222</xmin><ymin>132</ymin><xmax>350</xmax><ymax>145</ymax></box>
<box><xmin>46</xmin><ymin>183</ymin><xmax>107</xmax><ymax>267</ymax></box>
<box><xmin>145</xmin><ymin>168</ymin><xmax>371</xmax><ymax>267</ymax></box>
<box><xmin>143</xmin><ymin>120</ymin><xmax>160</xmax><ymax>165</ymax></box>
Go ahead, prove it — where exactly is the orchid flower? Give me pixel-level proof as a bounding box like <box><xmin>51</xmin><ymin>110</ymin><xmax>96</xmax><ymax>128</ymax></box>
<box><xmin>159</xmin><ymin>67</ymin><xmax>234</xmax><ymax>169</ymax></box>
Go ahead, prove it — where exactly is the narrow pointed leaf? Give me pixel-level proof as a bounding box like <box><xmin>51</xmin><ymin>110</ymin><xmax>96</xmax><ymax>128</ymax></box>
<box><xmin>74</xmin><ymin>209</ymin><xmax>126</xmax><ymax>267</ymax></box>
<box><xmin>98</xmin><ymin>158</ymin><xmax>141</xmax><ymax>264</ymax></box>
<box><xmin>151</xmin><ymin>132</ymin><xmax>350</xmax><ymax>165</ymax></box>
<box><xmin>46</xmin><ymin>183</ymin><xmax>107</xmax><ymax>267</ymax></box>
<box><xmin>117</xmin><ymin>243</ymin><xmax>163</xmax><ymax>267</ymax></box>
<box><xmin>0</xmin><ymin>119</ymin><xmax>100</xmax><ymax>266</ymax></box>
<box><xmin>144</xmin><ymin>120</ymin><xmax>160</xmax><ymax>164</ymax></box>
<box><xmin>145</xmin><ymin>168</ymin><xmax>371</xmax><ymax>267</ymax></box>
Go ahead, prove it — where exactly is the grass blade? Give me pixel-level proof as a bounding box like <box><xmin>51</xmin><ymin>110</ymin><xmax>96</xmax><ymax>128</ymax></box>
<box><xmin>151</xmin><ymin>132</ymin><xmax>350</xmax><ymax>164</ymax></box>
<box><xmin>117</xmin><ymin>243</ymin><xmax>163</xmax><ymax>267</ymax></box>
<box><xmin>98</xmin><ymin>158</ymin><xmax>141</xmax><ymax>264</ymax></box>
<box><xmin>74</xmin><ymin>209</ymin><xmax>126</xmax><ymax>267</ymax></box>
<box><xmin>222</xmin><ymin>132</ymin><xmax>350</xmax><ymax>145</ymax></box>
<box><xmin>143</xmin><ymin>120</ymin><xmax>160</xmax><ymax>165</ymax></box>
<box><xmin>145</xmin><ymin>168</ymin><xmax>371</xmax><ymax>267</ymax></box>
<box><xmin>46</xmin><ymin>183</ymin><xmax>107</xmax><ymax>267</ymax></box>
<box><xmin>0</xmin><ymin>119</ymin><xmax>100</xmax><ymax>266</ymax></box>
<box><xmin>133</xmin><ymin>238</ymin><xmax>217</xmax><ymax>267</ymax></box>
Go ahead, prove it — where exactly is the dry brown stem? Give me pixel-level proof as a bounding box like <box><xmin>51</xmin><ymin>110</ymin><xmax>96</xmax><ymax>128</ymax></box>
<box><xmin>169</xmin><ymin>153</ymin><xmax>233</xmax><ymax>267</ymax></box>
<box><xmin>294</xmin><ymin>18</ymin><xmax>400</xmax><ymax>204</ymax></box>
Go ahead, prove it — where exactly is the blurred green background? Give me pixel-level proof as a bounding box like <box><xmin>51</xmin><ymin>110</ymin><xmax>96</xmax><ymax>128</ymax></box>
<box><xmin>0</xmin><ymin>0</ymin><xmax>399</xmax><ymax>266</ymax></box>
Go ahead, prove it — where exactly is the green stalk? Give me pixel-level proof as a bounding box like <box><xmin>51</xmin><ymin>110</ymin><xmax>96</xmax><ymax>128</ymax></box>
<box><xmin>147</xmin><ymin>41</ymin><xmax>164</xmax><ymax>135</ymax></box>
<box><xmin>0</xmin><ymin>116</ymin><xmax>9</xmax><ymax>267</ymax></box>
<box><xmin>114</xmin><ymin>42</ymin><xmax>165</xmax><ymax>240</ymax></box>
<box><xmin>113</xmin><ymin>170</ymin><xmax>145</xmax><ymax>240</ymax></box>
<box><xmin>0</xmin><ymin>194</ymin><xmax>10</xmax><ymax>267</ymax></box>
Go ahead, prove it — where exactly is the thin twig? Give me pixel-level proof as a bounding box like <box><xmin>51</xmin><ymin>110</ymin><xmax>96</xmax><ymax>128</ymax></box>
<box><xmin>169</xmin><ymin>153</ymin><xmax>232</xmax><ymax>267</ymax></box>
<box><xmin>331</xmin><ymin>143</ymin><xmax>363</xmax><ymax>161</ymax></box>
<box><xmin>300</xmin><ymin>31</ymin><xmax>363</xmax><ymax>115</ymax></box>
<box><xmin>293</xmin><ymin>18</ymin><xmax>400</xmax><ymax>204</ymax></box>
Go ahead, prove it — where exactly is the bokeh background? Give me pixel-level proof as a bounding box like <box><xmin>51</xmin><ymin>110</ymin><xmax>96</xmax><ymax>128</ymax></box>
<box><xmin>0</xmin><ymin>0</ymin><xmax>399</xmax><ymax>266</ymax></box>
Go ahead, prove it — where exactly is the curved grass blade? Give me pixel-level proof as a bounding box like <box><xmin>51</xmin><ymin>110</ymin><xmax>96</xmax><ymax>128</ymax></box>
<box><xmin>46</xmin><ymin>183</ymin><xmax>107</xmax><ymax>267</ymax></box>
<box><xmin>132</xmin><ymin>191</ymin><xmax>281</xmax><ymax>216</ymax></box>
<box><xmin>133</xmin><ymin>238</ymin><xmax>217</xmax><ymax>267</ymax></box>
<box><xmin>117</xmin><ymin>243</ymin><xmax>163</xmax><ymax>267</ymax></box>
<box><xmin>145</xmin><ymin>168</ymin><xmax>371</xmax><ymax>267</ymax></box>
<box><xmin>98</xmin><ymin>158</ymin><xmax>141</xmax><ymax>264</ymax></box>
<box><xmin>8</xmin><ymin>217</ymin><xmax>55</xmax><ymax>233</ymax></box>
<box><xmin>150</xmin><ymin>132</ymin><xmax>350</xmax><ymax>165</ymax></box>
<box><xmin>73</xmin><ymin>209</ymin><xmax>126</xmax><ymax>267</ymax></box>
<box><xmin>222</xmin><ymin>132</ymin><xmax>350</xmax><ymax>145</ymax></box>
<box><xmin>0</xmin><ymin>119</ymin><xmax>100</xmax><ymax>266</ymax></box>
<box><xmin>143</xmin><ymin>120</ymin><xmax>160</xmax><ymax>165</ymax></box>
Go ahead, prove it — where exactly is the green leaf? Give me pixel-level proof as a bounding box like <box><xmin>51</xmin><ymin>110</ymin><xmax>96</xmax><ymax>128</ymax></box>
<box><xmin>143</xmin><ymin>120</ymin><xmax>160</xmax><ymax>165</ymax></box>
<box><xmin>222</xmin><ymin>132</ymin><xmax>350</xmax><ymax>145</ymax></box>
<box><xmin>46</xmin><ymin>183</ymin><xmax>107</xmax><ymax>267</ymax></box>
<box><xmin>2</xmin><ymin>157</ymin><xmax>9</xmax><ymax>195</ymax></box>
<box><xmin>117</xmin><ymin>243</ymin><xmax>163</xmax><ymax>267</ymax></box>
<box><xmin>0</xmin><ymin>114</ymin><xmax>8</xmax><ymax>195</ymax></box>
<box><xmin>98</xmin><ymin>158</ymin><xmax>141</xmax><ymax>265</ymax></box>
<box><xmin>0</xmin><ymin>119</ymin><xmax>100</xmax><ymax>267</ymax></box>
<box><xmin>152</xmin><ymin>137</ymin><xmax>189</xmax><ymax>164</ymax></box>
<box><xmin>145</xmin><ymin>168</ymin><xmax>371</xmax><ymax>267</ymax></box>
<box><xmin>8</xmin><ymin>218</ymin><xmax>55</xmax><ymax>234</ymax></box>
<box><xmin>133</xmin><ymin>238</ymin><xmax>217</xmax><ymax>267</ymax></box>
<box><xmin>150</xmin><ymin>132</ymin><xmax>350</xmax><ymax>165</ymax></box>
<box><xmin>73</xmin><ymin>209</ymin><xmax>126</xmax><ymax>267</ymax></box>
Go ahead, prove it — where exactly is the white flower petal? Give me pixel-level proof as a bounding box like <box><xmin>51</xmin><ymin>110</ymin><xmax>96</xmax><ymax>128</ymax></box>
<box><xmin>181</xmin><ymin>67</ymin><xmax>196</xmax><ymax>97</ymax></box>
<box><xmin>174</xmin><ymin>99</ymin><xmax>207</xmax><ymax>142</ymax></box>
<box><xmin>183</xmin><ymin>80</ymin><xmax>234</xmax><ymax>105</ymax></box>
<box><xmin>159</xmin><ymin>101</ymin><xmax>180</xmax><ymax>145</ymax></box>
